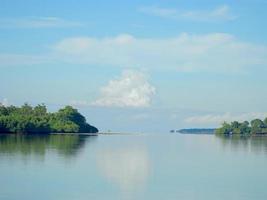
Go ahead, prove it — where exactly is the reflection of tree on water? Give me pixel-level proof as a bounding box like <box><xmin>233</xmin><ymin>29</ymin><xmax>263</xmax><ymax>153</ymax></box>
<box><xmin>216</xmin><ymin>134</ymin><xmax>267</xmax><ymax>154</ymax></box>
<box><xmin>0</xmin><ymin>134</ymin><xmax>96</xmax><ymax>157</ymax></box>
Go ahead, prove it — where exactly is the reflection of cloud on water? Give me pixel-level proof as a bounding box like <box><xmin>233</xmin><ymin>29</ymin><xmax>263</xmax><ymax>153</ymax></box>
<box><xmin>96</xmin><ymin>147</ymin><xmax>150</xmax><ymax>192</ymax></box>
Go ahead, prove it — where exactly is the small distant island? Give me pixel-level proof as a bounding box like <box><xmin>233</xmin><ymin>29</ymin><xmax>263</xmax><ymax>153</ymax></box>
<box><xmin>177</xmin><ymin>128</ymin><xmax>215</xmax><ymax>134</ymax></box>
<box><xmin>0</xmin><ymin>103</ymin><xmax>98</xmax><ymax>134</ymax></box>
<box><xmin>215</xmin><ymin>118</ymin><xmax>267</xmax><ymax>135</ymax></box>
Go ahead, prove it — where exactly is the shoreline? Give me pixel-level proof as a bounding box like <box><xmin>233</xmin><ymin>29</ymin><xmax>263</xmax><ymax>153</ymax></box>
<box><xmin>0</xmin><ymin>132</ymin><xmax>98</xmax><ymax>136</ymax></box>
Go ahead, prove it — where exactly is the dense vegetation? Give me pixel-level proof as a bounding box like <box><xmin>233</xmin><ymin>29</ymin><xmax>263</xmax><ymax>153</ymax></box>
<box><xmin>0</xmin><ymin>103</ymin><xmax>98</xmax><ymax>134</ymax></box>
<box><xmin>215</xmin><ymin>118</ymin><xmax>267</xmax><ymax>135</ymax></box>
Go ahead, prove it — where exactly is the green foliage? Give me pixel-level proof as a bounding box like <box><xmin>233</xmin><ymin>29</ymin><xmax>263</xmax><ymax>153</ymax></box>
<box><xmin>250</xmin><ymin>119</ymin><xmax>265</xmax><ymax>134</ymax></box>
<box><xmin>264</xmin><ymin>118</ymin><xmax>267</xmax><ymax>126</ymax></box>
<box><xmin>216</xmin><ymin>118</ymin><xmax>266</xmax><ymax>135</ymax></box>
<box><xmin>0</xmin><ymin>104</ymin><xmax>98</xmax><ymax>134</ymax></box>
<box><xmin>239</xmin><ymin>121</ymin><xmax>251</xmax><ymax>134</ymax></box>
<box><xmin>215</xmin><ymin>122</ymin><xmax>232</xmax><ymax>135</ymax></box>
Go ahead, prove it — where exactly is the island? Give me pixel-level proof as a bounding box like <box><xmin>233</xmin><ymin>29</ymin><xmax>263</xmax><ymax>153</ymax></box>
<box><xmin>215</xmin><ymin>118</ymin><xmax>267</xmax><ymax>135</ymax></box>
<box><xmin>177</xmin><ymin>128</ymin><xmax>215</xmax><ymax>134</ymax></box>
<box><xmin>0</xmin><ymin>103</ymin><xmax>98</xmax><ymax>134</ymax></box>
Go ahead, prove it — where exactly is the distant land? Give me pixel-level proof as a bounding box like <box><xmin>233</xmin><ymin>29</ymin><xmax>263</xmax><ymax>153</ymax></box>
<box><xmin>172</xmin><ymin>128</ymin><xmax>215</xmax><ymax>134</ymax></box>
<box><xmin>0</xmin><ymin>103</ymin><xmax>98</xmax><ymax>134</ymax></box>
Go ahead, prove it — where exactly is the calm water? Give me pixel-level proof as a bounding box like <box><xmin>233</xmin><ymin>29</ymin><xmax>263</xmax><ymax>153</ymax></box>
<box><xmin>1</xmin><ymin>133</ymin><xmax>267</xmax><ymax>200</ymax></box>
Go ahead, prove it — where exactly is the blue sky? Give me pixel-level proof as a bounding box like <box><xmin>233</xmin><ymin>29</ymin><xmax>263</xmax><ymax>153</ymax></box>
<box><xmin>1</xmin><ymin>0</ymin><xmax>267</xmax><ymax>132</ymax></box>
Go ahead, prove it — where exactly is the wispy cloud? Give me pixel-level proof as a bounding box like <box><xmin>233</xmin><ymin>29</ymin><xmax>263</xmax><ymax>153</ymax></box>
<box><xmin>53</xmin><ymin>33</ymin><xmax>267</xmax><ymax>73</ymax></box>
<box><xmin>1</xmin><ymin>33</ymin><xmax>267</xmax><ymax>74</ymax></box>
<box><xmin>91</xmin><ymin>70</ymin><xmax>155</xmax><ymax>108</ymax></box>
<box><xmin>184</xmin><ymin>112</ymin><xmax>267</xmax><ymax>126</ymax></box>
<box><xmin>0</xmin><ymin>17</ymin><xmax>83</xmax><ymax>28</ymax></box>
<box><xmin>0</xmin><ymin>53</ymin><xmax>52</xmax><ymax>66</ymax></box>
<box><xmin>139</xmin><ymin>5</ymin><xmax>236</xmax><ymax>22</ymax></box>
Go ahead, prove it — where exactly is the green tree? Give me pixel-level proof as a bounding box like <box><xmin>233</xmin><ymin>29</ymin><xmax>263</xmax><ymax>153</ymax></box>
<box><xmin>20</xmin><ymin>103</ymin><xmax>33</xmax><ymax>115</ymax></box>
<box><xmin>0</xmin><ymin>105</ymin><xmax>8</xmax><ymax>116</ymax></box>
<box><xmin>240</xmin><ymin>121</ymin><xmax>251</xmax><ymax>134</ymax></box>
<box><xmin>215</xmin><ymin>121</ymin><xmax>232</xmax><ymax>134</ymax></box>
<box><xmin>34</xmin><ymin>104</ymin><xmax>47</xmax><ymax>116</ymax></box>
<box><xmin>264</xmin><ymin>117</ymin><xmax>267</xmax><ymax>127</ymax></box>
<box><xmin>251</xmin><ymin>119</ymin><xmax>264</xmax><ymax>134</ymax></box>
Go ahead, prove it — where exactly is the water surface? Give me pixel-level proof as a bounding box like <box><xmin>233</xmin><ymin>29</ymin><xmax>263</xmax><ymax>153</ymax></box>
<box><xmin>1</xmin><ymin>134</ymin><xmax>267</xmax><ymax>200</ymax></box>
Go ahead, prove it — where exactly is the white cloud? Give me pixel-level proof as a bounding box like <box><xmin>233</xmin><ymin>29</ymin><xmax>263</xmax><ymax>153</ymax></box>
<box><xmin>53</xmin><ymin>33</ymin><xmax>267</xmax><ymax>73</ymax></box>
<box><xmin>91</xmin><ymin>70</ymin><xmax>155</xmax><ymax>107</ymax></box>
<box><xmin>139</xmin><ymin>5</ymin><xmax>236</xmax><ymax>22</ymax></box>
<box><xmin>0</xmin><ymin>98</ymin><xmax>9</xmax><ymax>106</ymax></box>
<box><xmin>0</xmin><ymin>17</ymin><xmax>83</xmax><ymax>28</ymax></box>
<box><xmin>184</xmin><ymin>112</ymin><xmax>267</xmax><ymax>126</ymax></box>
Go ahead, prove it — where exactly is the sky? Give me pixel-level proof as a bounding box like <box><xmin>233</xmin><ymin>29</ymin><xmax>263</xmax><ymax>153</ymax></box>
<box><xmin>1</xmin><ymin>0</ymin><xmax>267</xmax><ymax>133</ymax></box>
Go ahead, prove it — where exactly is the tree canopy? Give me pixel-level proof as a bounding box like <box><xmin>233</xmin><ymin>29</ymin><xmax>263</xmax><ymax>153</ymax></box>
<box><xmin>215</xmin><ymin>118</ymin><xmax>267</xmax><ymax>135</ymax></box>
<box><xmin>0</xmin><ymin>103</ymin><xmax>98</xmax><ymax>134</ymax></box>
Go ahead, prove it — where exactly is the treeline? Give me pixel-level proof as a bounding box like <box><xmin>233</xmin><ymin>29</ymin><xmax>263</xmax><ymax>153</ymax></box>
<box><xmin>178</xmin><ymin>128</ymin><xmax>215</xmax><ymax>134</ymax></box>
<box><xmin>215</xmin><ymin>118</ymin><xmax>267</xmax><ymax>135</ymax></box>
<box><xmin>0</xmin><ymin>103</ymin><xmax>98</xmax><ymax>134</ymax></box>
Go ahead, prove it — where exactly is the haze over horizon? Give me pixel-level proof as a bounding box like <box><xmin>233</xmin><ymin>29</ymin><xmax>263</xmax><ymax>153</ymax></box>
<box><xmin>1</xmin><ymin>0</ymin><xmax>267</xmax><ymax>133</ymax></box>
